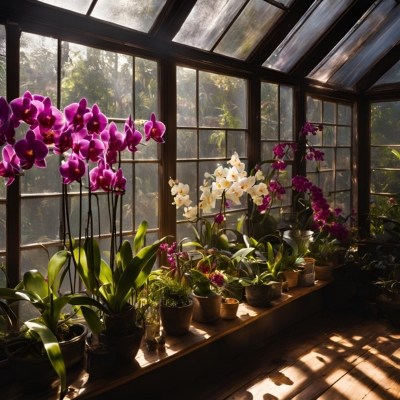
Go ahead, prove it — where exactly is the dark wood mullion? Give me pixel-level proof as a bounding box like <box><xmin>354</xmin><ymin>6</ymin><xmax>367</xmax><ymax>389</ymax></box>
<box><xmin>6</xmin><ymin>22</ymin><xmax>20</xmax><ymax>291</ymax></box>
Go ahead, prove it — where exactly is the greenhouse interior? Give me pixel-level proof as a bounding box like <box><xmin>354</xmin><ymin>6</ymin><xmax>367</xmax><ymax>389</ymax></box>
<box><xmin>0</xmin><ymin>0</ymin><xmax>400</xmax><ymax>399</ymax></box>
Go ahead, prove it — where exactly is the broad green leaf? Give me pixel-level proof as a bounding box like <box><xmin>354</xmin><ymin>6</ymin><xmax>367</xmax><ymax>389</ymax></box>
<box><xmin>134</xmin><ymin>253</ymin><xmax>157</xmax><ymax>290</ymax></box>
<box><xmin>120</xmin><ymin>240</ymin><xmax>133</xmax><ymax>270</ymax></box>
<box><xmin>84</xmin><ymin>238</ymin><xmax>101</xmax><ymax>279</ymax></box>
<box><xmin>267</xmin><ymin>242</ymin><xmax>274</xmax><ymax>270</ymax></box>
<box><xmin>80</xmin><ymin>307</ymin><xmax>103</xmax><ymax>335</ymax></box>
<box><xmin>182</xmin><ymin>241</ymin><xmax>205</xmax><ymax>249</ymax></box>
<box><xmin>99</xmin><ymin>259</ymin><xmax>113</xmax><ymax>284</ymax></box>
<box><xmin>68</xmin><ymin>294</ymin><xmax>109</xmax><ymax>315</ymax></box>
<box><xmin>44</xmin><ymin>295</ymin><xmax>72</xmax><ymax>333</ymax></box>
<box><xmin>25</xmin><ymin>321</ymin><xmax>66</xmax><ymax>395</ymax></box>
<box><xmin>134</xmin><ymin>220</ymin><xmax>148</xmax><ymax>255</ymax></box>
<box><xmin>0</xmin><ymin>301</ymin><xmax>13</xmax><ymax>328</ymax></box>
<box><xmin>74</xmin><ymin>247</ymin><xmax>94</xmax><ymax>294</ymax></box>
<box><xmin>0</xmin><ymin>288</ymin><xmax>49</xmax><ymax>313</ymax></box>
<box><xmin>53</xmin><ymin>264</ymin><xmax>70</xmax><ymax>295</ymax></box>
<box><xmin>47</xmin><ymin>250</ymin><xmax>69</xmax><ymax>290</ymax></box>
<box><xmin>392</xmin><ymin>149</ymin><xmax>400</xmax><ymax>160</ymax></box>
<box><xmin>23</xmin><ymin>270</ymin><xmax>48</xmax><ymax>299</ymax></box>
<box><xmin>231</xmin><ymin>248</ymin><xmax>255</xmax><ymax>263</ymax></box>
<box><xmin>190</xmin><ymin>225</ymin><xmax>201</xmax><ymax>242</ymax></box>
<box><xmin>218</xmin><ymin>234</ymin><xmax>229</xmax><ymax>250</ymax></box>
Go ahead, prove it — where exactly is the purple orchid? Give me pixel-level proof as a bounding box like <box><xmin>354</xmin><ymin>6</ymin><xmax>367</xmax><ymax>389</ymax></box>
<box><xmin>144</xmin><ymin>113</ymin><xmax>165</xmax><ymax>143</ymax></box>
<box><xmin>0</xmin><ymin>144</ymin><xmax>20</xmax><ymax>186</ymax></box>
<box><xmin>79</xmin><ymin>137</ymin><xmax>105</xmax><ymax>163</ymax></box>
<box><xmin>64</xmin><ymin>98</ymin><xmax>90</xmax><ymax>132</ymax></box>
<box><xmin>83</xmin><ymin>104</ymin><xmax>108</xmax><ymax>136</ymax></box>
<box><xmin>0</xmin><ymin>97</ymin><xmax>15</xmax><ymax>146</ymax></box>
<box><xmin>101</xmin><ymin>122</ymin><xmax>125</xmax><ymax>164</ymax></box>
<box><xmin>36</xmin><ymin>97</ymin><xmax>65</xmax><ymax>145</ymax></box>
<box><xmin>71</xmin><ymin>128</ymin><xmax>91</xmax><ymax>156</ymax></box>
<box><xmin>14</xmin><ymin>130</ymin><xmax>49</xmax><ymax>170</ymax></box>
<box><xmin>124</xmin><ymin>114</ymin><xmax>142</xmax><ymax>152</ymax></box>
<box><xmin>90</xmin><ymin>158</ymin><xmax>113</xmax><ymax>192</ymax></box>
<box><xmin>53</xmin><ymin>127</ymin><xmax>73</xmax><ymax>155</ymax></box>
<box><xmin>112</xmin><ymin>168</ymin><xmax>126</xmax><ymax>194</ymax></box>
<box><xmin>10</xmin><ymin>91</ymin><xmax>44</xmax><ymax>128</ymax></box>
<box><xmin>59</xmin><ymin>153</ymin><xmax>87</xmax><ymax>184</ymax></box>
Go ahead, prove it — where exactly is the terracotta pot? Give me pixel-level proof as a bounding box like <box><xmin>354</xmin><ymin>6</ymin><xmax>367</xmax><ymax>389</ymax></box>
<box><xmin>303</xmin><ymin>257</ymin><xmax>315</xmax><ymax>274</ymax></box>
<box><xmin>314</xmin><ymin>262</ymin><xmax>333</xmax><ymax>280</ymax></box>
<box><xmin>282</xmin><ymin>270</ymin><xmax>300</xmax><ymax>288</ymax></box>
<box><xmin>160</xmin><ymin>299</ymin><xmax>194</xmax><ymax>336</ymax></box>
<box><xmin>5</xmin><ymin>323</ymin><xmax>87</xmax><ymax>390</ymax></box>
<box><xmin>103</xmin><ymin>304</ymin><xmax>136</xmax><ymax>336</ymax></box>
<box><xmin>191</xmin><ymin>292</ymin><xmax>222</xmax><ymax>323</ymax></box>
<box><xmin>271</xmin><ymin>281</ymin><xmax>283</xmax><ymax>298</ymax></box>
<box><xmin>245</xmin><ymin>284</ymin><xmax>275</xmax><ymax>308</ymax></box>
<box><xmin>220</xmin><ymin>298</ymin><xmax>239</xmax><ymax>320</ymax></box>
<box><xmin>98</xmin><ymin>325</ymin><xmax>144</xmax><ymax>364</ymax></box>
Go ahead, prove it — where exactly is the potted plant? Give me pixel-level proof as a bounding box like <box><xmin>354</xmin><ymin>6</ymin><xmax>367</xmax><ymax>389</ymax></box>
<box><xmin>308</xmin><ymin>233</ymin><xmax>337</xmax><ymax>280</ymax></box>
<box><xmin>148</xmin><ymin>271</ymin><xmax>193</xmax><ymax>336</ymax></box>
<box><xmin>0</xmin><ymin>250</ymin><xmax>105</xmax><ymax>395</ymax></box>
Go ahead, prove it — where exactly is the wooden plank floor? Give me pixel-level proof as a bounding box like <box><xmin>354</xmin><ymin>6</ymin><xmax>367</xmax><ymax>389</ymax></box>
<box><xmin>190</xmin><ymin>312</ymin><xmax>400</xmax><ymax>400</ymax></box>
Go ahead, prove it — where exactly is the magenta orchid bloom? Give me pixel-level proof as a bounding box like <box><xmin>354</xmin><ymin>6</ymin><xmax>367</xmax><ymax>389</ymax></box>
<box><xmin>124</xmin><ymin>114</ymin><xmax>142</xmax><ymax>152</ymax></box>
<box><xmin>59</xmin><ymin>153</ymin><xmax>87</xmax><ymax>184</ymax></box>
<box><xmin>0</xmin><ymin>97</ymin><xmax>16</xmax><ymax>146</ymax></box>
<box><xmin>83</xmin><ymin>104</ymin><xmax>108</xmax><ymax>136</ymax></box>
<box><xmin>0</xmin><ymin>144</ymin><xmax>20</xmax><ymax>186</ymax></box>
<box><xmin>101</xmin><ymin>122</ymin><xmax>125</xmax><ymax>164</ymax></box>
<box><xmin>112</xmin><ymin>168</ymin><xmax>126</xmax><ymax>194</ymax></box>
<box><xmin>64</xmin><ymin>98</ymin><xmax>90</xmax><ymax>132</ymax></box>
<box><xmin>10</xmin><ymin>91</ymin><xmax>44</xmax><ymax>128</ymax></box>
<box><xmin>36</xmin><ymin>97</ymin><xmax>65</xmax><ymax>145</ymax></box>
<box><xmin>79</xmin><ymin>137</ymin><xmax>105</xmax><ymax>163</ymax></box>
<box><xmin>90</xmin><ymin>158</ymin><xmax>114</xmax><ymax>192</ymax></box>
<box><xmin>71</xmin><ymin>128</ymin><xmax>91</xmax><ymax>155</ymax></box>
<box><xmin>14</xmin><ymin>130</ymin><xmax>49</xmax><ymax>170</ymax></box>
<box><xmin>144</xmin><ymin>113</ymin><xmax>165</xmax><ymax>143</ymax></box>
<box><xmin>53</xmin><ymin>127</ymin><xmax>73</xmax><ymax>155</ymax></box>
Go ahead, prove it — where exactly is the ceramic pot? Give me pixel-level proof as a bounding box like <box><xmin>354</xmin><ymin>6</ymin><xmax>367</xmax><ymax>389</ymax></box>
<box><xmin>60</xmin><ymin>323</ymin><xmax>88</xmax><ymax>368</ymax></box>
<box><xmin>282</xmin><ymin>270</ymin><xmax>300</xmax><ymax>288</ymax></box>
<box><xmin>283</xmin><ymin>230</ymin><xmax>313</xmax><ymax>256</ymax></box>
<box><xmin>103</xmin><ymin>304</ymin><xmax>136</xmax><ymax>336</ymax></box>
<box><xmin>271</xmin><ymin>281</ymin><xmax>283</xmax><ymax>298</ymax></box>
<box><xmin>314</xmin><ymin>262</ymin><xmax>333</xmax><ymax>280</ymax></box>
<box><xmin>303</xmin><ymin>257</ymin><xmax>315</xmax><ymax>274</ymax></box>
<box><xmin>220</xmin><ymin>298</ymin><xmax>239</xmax><ymax>320</ymax></box>
<box><xmin>298</xmin><ymin>272</ymin><xmax>315</xmax><ymax>287</ymax></box>
<box><xmin>98</xmin><ymin>325</ymin><xmax>144</xmax><ymax>364</ymax></box>
<box><xmin>191</xmin><ymin>292</ymin><xmax>222</xmax><ymax>323</ymax></box>
<box><xmin>160</xmin><ymin>299</ymin><xmax>194</xmax><ymax>336</ymax></box>
<box><xmin>245</xmin><ymin>284</ymin><xmax>275</xmax><ymax>308</ymax></box>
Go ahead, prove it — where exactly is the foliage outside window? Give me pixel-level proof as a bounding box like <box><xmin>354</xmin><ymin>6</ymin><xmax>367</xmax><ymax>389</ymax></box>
<box><xmin>260</xmin><ymin>81</ymin><xmax>294</xmax><ymax>223</ymax></box>
<box><xmin>17</xmin><ymin>32</ymin><xmax>160</xmax><ymax>311</ymax></box>
<box><xmin>176</xmin><ymin>66</ymin><xmax>247</xmax><ymax>241</ymax></box>
<box><xmin>306</xmin><ymin>96</ymin><xmax>353</xmax><ymax>218</ymax></box>
<box><xmin>370</xmin><ymin>101</ymin><xmax>400</xmax><ymax>238</ymax></box>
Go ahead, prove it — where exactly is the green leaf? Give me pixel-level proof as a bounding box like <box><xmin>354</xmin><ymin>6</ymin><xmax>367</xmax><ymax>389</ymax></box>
<box><xmin>134</xmin><ymin>220</ymin><xmax>148</xmax><ymax>255</ymax></box>
<box><xmin>0</xmin><ymin>288</ymin><xmax>48</xmax><ymax>312</ymax></box>
<box><xmin>74</xmin><ymin>247</ymin><xmax>94</xmax><ymax>294</ymax></box>
<box><xmin>23</xmin><ymin>270</ymin><xmax>48</xmax><ymax>299</ymax></box>
<box><xmin>47</xmin><ymin>250</ymin><xmax>69</xmax><ymax>290</ymax></box>
<box><xmin>0</xmin><ymin>301</ymin><xmax>13</xmax><ymax>328</ymax></box>
<box><xmin>84</xmin><ymin>238</ymin><xmax>101</xmax><ymax>279</ymax></box>
<box><xmin>80</xmin><ymin>307</ymin><xmax>103</xmax><ymax>335</ymax></box>
<box><xmin>68</xmin><ymin>294</ymin><xmax>109</xmax><ymax>315</ymax></box>
<box><xmin>119</xmin><ymin>240</ymin><xmax>133</xmax><ymax>271</ymax></box>
<box><xmin>25</xmin><ymin>321</ymin><xmax>66</xmax><ymax>395</ymax></box>
<box><xmin>231</xmin><ymin>248</ymin><xmax>255</xmax><ymax>263</ymax></box>
<box><xmin>134</xmin><ymin>253</ymin><xmax>157</xmax><ymax>290</ymax></box>
<box><xmin>392</xmin><ymin>149</ymin><xmax>400</xmax><ymax>160</ymax></box>
<box><xmin>99</xmin><ymin>259</ymin><xmax>113</xmax><ymax>285</ymax></box>
<box><xmin>182</xmin><ymin>241</ymin><xmax>205</xmax><ymax>249</ymax></box>
<box><xmin>44</xmin><ymin>295</ymin><xmax>72</xmax><ymax>333</ymax></box>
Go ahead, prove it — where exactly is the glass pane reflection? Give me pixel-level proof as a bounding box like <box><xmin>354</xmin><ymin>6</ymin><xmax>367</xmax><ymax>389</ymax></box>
<box><xmin>373</xmin><ymin>60</ymin><xmax>400</xmax><ymax>86</ymax></box>
<box><xmin>37</xmin><ymin>0</ymin><xmax>92</xmax><ymax>14</ymax></box>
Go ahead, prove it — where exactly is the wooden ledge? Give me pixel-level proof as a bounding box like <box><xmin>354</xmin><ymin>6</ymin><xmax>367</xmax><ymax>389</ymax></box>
<box><xmin>3</xmin><ymin>280</ymin><xmax>332</xmax><ymax>399</ymax></box>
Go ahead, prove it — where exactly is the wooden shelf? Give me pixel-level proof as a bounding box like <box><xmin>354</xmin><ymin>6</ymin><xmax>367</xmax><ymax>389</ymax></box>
<box><xmin>2</xmin><ymin>280</ymin><xmax>333</xmax><ymax>399</ymax></box>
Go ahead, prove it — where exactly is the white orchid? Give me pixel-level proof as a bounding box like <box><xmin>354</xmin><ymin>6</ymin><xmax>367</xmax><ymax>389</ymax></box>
<box><xmin>183</xmin><ymin>206</ymin><xmax>197</xmax><ymax>219</ymax></box>
<box><xmin>213</xmin><ymin>165</ymin><xmax>229</xmax><ymax>179</ymax></box>
<box><xmin>226</xmin><ymin>166</ymin><xmax>240</xmax><ymax>182</ymax></box>
<box><xmin>171</xmin><ymin>182</ymin><xmax>190</xmax><ymax>196</ymax></box>
<box><xmin>238</xmin><ymin>176</ymin><xmax>255</xmax><ymax>192</ymax></box>
<box><xmin>173</xmin><ymin>194</ymin><xmax>192</xmax><ymax>209</ymax></box>
<box><xmin>255</xmin><ymin>169</ymin><xmax>264</xmax><ymax>181</ymax></box>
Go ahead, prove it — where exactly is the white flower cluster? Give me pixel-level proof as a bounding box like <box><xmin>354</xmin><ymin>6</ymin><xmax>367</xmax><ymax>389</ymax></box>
<box><xmin>169</xmin><ymin>152</ymin><xmax>271</xmax><ymax>220</ymax></box>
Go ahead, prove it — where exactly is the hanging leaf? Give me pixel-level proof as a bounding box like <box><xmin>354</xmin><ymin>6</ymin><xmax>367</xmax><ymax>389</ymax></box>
<box><xmin>47</xmin><ymin>250</ymin><xmax>69</xmax><ymax>290</ymax></box>
<box><xmin>134</xmin><ymin>220</ymin><xmax>148</xmax><ymax>255</ymax></box>
<box><xmin>23</xmin><ymin>271</ymin><xmax>48</xmax><ymax>300</ymax></box>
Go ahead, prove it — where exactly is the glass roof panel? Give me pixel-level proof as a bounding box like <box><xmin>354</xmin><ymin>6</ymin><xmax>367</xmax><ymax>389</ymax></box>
<box><xmin>263</xmin><ymin>0</ymin><xmax>355</xmax><ymax>73</ymax></box>
<box><xmin>308</xmin><ymin>0</ymin><xmax>398</xmax><ymax>83</ymax></box>
<box><xmin>0</xmin><ymin>25</ymin><xmax>5</xmax><ymax>57</ymax></box>
<box><xmin>274</xmin><ymin>0</ymin><xmax>296</xmax><ymax>7</ymax></box>
<box><xmin>328</xmin><ymin>3</ymin><xmax>400</xmax><ymax>90</ymax></box>
<box><xmin>373</xmin><ymin>60</ymin><xmax>400</xmax><ymax>87</ymax></box>
<box><xmin>91</xmin><ymin>0</ymin><xmax>168</xmax><ymax>33</ymax></box>
<box><xmin>37</xmin><ymin>0</ymin><xmax>92</xmax><ymax>14</ymax></box>
<box><xmin>173</xmin><ymin>0</ymin><xmax>246</xmax><ymax>51</ymax></box>
<box><xmin>214</xmin><ymin>0</ymin><xmax>284</xmax><ymax>60</ymax></box>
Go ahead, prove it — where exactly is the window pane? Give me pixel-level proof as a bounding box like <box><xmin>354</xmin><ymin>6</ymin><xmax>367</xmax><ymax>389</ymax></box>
<box><xmin>20</xmin><ymin>32</ymin><xmax>58</xmax><ymax>103</ymax></box>
<box><xmin>264</xmin><ymin>0</ymin><xmax>354</xmax><ymax>72</ymax></box>
<box><xmin>280</xmin><ymin>86</ymin><xmax>293</xmax><ymax>140</ymax></box>
<box><xmin>337</xmin><ymin>126</ymin><xmax>351</xmax><ymax>146</ymax></box>
<box><xmin>227</xmin><ymin>131</ymin><xmax>246</xmax><ymax>158</ymax></box>
<box><xmin>199</xmin><ymin>130</ymin><xmax>226</xmax><ymax>158</ymax></box>
<box><xmin>177</xmin><ymin>222</ymin><xmax>195</xmax><ymax>243</ymax></box>
<box><xmin>91</xmin><ymin>0</ymin><xmax>168</xmax><ymax>33</ymax></box>
<box><xmin>173</xmin><ymin>0</ymin><xmax>246</xmax><ymax>51</ymax></box>
<box><xmin>176</xmin><ymin>161</ymin><xmax>197</xmax><ymax>221</ymax></box>
<box><xmin>199</xmin><ymin>72</ymin><xmax>247</xmax><ymax>129</ymax></box>
<box><xmin>21</xmin><ymin>197</ymin><xmax>61</xmax><ymax>245</ymax></box>
<box><xmin>0</xmin><ymin>180</ymin><xmax>5</xmax><ymax>199</ymax></box>
<box><xmin>308</xmin><ymin>0</ymin><xmax>397</xmax><ymax>84</ymax></box>
<box><xmin>0</xmin><ymin>25</ymin><xmax>5</xmax><ymax>98</ymax></box>
<box><xmin>215</xmin><ymin>0</ymin><xmax>284</xmax><ymax>60</ymax></box>
<box><xmin>321</xmin><ymin>148</ymin><xmax>334</xmax><ymax>170</ymax></box>
<box><xmin>323</xmin><ymin>102</ymin><xmax>336</xmax><ymax>124</ymax></box>
<box><xmin>61</xmin><ymin>42</ymin><xmax>133</xmax><ymax>119</ymax></box>
<box><xmin>371</xmin><ymin>146</ymin><xmax>400</xmax><ymax>168</ymax></box>
<box><xmin>335</xmin><ymin>191</ymin><xmax>351</xmax><ymax>217</ymax></box>
<box><xmin>337</xmin><ymin>148</ymin><xmax>351</xmax><ymax>170</ymax></box>
<box><xmin>338</xmin><ymin>105</ymin><xmax>351</xmax><ymax>125</ymax></box>
<box><xmin>261</xmin><ymin>82</ymin><xmax>278</xmax><ymax>140</ymax></box>
<box><xmin>323</xmin><ymin>125</ymin><xmax>336</xmax><ymax>147</ymax></box>
<box><xmin>121</xmin><ymin>163</ymin><xmax>133</xmax><ymax>231</ymax></box>
<box><xmin>306</xmin><ymin>97</ymin><xmax>322</xmax><ymax>123</ymax></box>
<box><xmin>37</xmin><ymin>0</ymin><xmax>92</xmax><ymax>14</ymax></box>
<box><xmin>0</xmin><ymin>204</ymin><xmax>5</xmax><ymax>251</ymax></box>
<box><xmin>373</xmin><ymin>60</ymin><xmax>400</xmax><ymax>86</ymax></box>
<box><xmin>336</xmin><ymin>171</ymin><xmax>351</xmax><ymax>191</ymax></box>
<box><xmin>177</xmin><ymin>67</ymin><xmax>197</xmax><ymax>127</ymax></box>
<box><xmin>177</xmin><ymin>129</ymin><xmax>197</xmax><ymax>159</ymax></box>
<box><xmin>371</xmin><ymin>169</ymin><xmax>400</xmax><ymax>194</ymax></box>
<box><xmin>21</xmin><ymin>152</ymin><xmax>61</xmax><ymax>194</ymax></box>
<box><xmin>371</xmin><ymin>101</ymin><xmax>400</xmax><ymax>145</ymax></box>
<box><xmin>135</xmin><ymin>163</ymin><xmax>158</xmax><ymax>230</ymax></box>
